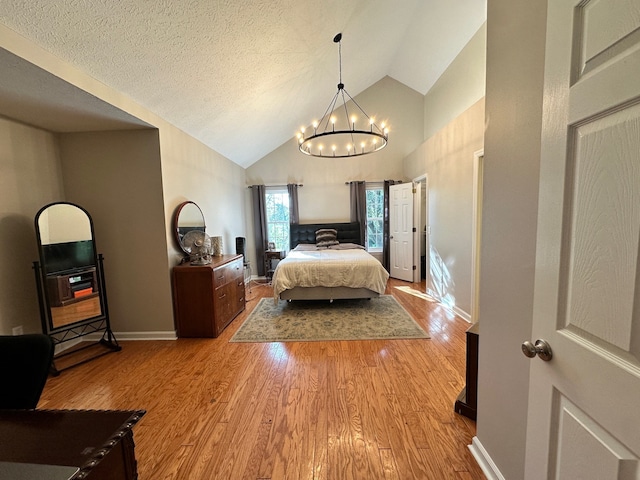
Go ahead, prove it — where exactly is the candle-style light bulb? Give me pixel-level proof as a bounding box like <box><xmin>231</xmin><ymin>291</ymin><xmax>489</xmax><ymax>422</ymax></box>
<box><xmin>332</xmin><ymin>145</ymin><xmax>336</xmax><ymax>156</ymax></box>
<box><xmin>351</xmin><ymin>116</ymin><xmax>356</xmax><ymax>130</ymax></box>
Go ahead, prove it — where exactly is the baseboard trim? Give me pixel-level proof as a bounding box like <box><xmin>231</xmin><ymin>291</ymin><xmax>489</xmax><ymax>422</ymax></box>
<box><xmin>469</xmin><ymin>436</ymin><xmax>505</xmax><ymax>480</ymax></box>
<box><xmin>84</xmin><ymin>331</ymin><xmax>178</xmax><ymax>341</ymax></box>
<box><xmin>453</xmin><ymin>305</ymin><xmax>471</xmax><ymax>323</ymax></box>
<box><xmin>114</xmin><ymin>331</ymin><xmax>178</xmax><ymax>340</ymax></box>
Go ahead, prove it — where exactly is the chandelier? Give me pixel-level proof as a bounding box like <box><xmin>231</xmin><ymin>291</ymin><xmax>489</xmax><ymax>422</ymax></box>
<box><xmin>297</xmin><ymin>33</ymin><xmax>389</xmax><ymax>158</ymax></box>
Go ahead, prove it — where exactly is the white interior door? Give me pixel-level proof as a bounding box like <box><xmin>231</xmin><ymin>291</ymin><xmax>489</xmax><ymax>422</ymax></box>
<box><xmin>389</xmin><ymin>183</ymin><xmax>414</xmax><ymax>281</ymax></box>
<box><xmin>525</xmin><ymin>1</ymin><xmax>640</xmax><ymax>478</ymax></box>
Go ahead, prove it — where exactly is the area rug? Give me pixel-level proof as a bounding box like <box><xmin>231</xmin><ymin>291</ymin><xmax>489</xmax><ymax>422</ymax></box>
<box><xmin>230</xmin><ymin>295</ymin><xmax>429</xmax><ymax>343</ymax></box>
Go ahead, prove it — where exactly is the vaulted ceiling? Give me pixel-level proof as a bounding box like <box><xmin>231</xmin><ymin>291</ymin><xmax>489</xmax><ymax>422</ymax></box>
<box><xmin>0</xmin><ymin>0</ymin><xmax>486</xmax><ymax>168</ymax></box>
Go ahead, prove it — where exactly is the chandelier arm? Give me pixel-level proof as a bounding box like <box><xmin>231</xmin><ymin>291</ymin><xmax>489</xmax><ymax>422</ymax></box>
<box><xmin>338</xmin><ymin>89</ymin><xmax>357</xmax><ymax>149</ymax></box>
<box><xmin>342</xmin><ymin>88</ymin><xmax>383</xmax><ymax>133</ymax></box>
<box><xmin>316</xmin><ymin>91</ymin><xmax>340</xmax><ymax>134</ymax></box>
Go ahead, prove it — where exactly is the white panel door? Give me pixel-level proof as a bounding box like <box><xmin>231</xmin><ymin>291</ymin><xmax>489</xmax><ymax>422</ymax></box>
<box><xmin>389</xmin><ymin>183</ymin><xmax>414</xmax><ymax>281</ymax></box>
<box><xmin>525</xmin><ymin>1</ymin><xmax>640</xmax><ymax>478</ymax></box>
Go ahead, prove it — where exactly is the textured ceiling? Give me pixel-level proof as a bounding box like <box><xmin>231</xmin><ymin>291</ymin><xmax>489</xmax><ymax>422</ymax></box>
<box><xmin>0</xmin><ymin>0</ymin><xmax>486</xmax><ymax>168</ymax></box>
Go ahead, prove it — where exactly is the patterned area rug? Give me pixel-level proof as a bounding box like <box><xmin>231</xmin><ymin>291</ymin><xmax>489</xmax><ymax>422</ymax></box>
<box><xmin>230</xmin><ymin>295</ymin><xmax>429</xmax><ymax>343</ymax></box>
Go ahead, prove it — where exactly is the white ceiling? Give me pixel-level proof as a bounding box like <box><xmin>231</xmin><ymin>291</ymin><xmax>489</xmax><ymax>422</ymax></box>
<box><xmin>0</xmin><ymin>0</ymin><xmax>486</xmax><ymax>168</ymax></box>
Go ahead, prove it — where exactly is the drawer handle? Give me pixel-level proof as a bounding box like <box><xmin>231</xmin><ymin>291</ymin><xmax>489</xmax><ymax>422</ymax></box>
<box><xmin>217</xmin><ymin>275</ymin><xmax>225</xmax><ymax>281</ymax></box>
<box><xmin>239</xmin><ymin>297</ymin><xmax>244</xmax><ymax>303</ymax></box>
<box><xmin>219</xmin><ymin>293</ymin><xmax>227</xmax><ymax>299</ymax></box>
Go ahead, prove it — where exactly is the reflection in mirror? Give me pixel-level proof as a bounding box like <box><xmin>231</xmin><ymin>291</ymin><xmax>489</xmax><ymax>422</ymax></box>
<box><xmin>174</xmin><ymin>201</ymin><xmax>206</xmax><ymax>253</ymax></box>
<box><xmin>36</xmin><ymin>203</ymin><xmax>102</xmax><ymax>330</ymax></box>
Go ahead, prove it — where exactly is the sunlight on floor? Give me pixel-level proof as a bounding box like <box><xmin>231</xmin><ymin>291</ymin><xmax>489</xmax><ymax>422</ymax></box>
<box><xmin>393</xmin><ymin>285</ymin><xmax>436</xmax><ymax>302</ymax></box>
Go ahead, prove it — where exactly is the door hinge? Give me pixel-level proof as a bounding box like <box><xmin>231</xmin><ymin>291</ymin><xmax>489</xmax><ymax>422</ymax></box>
<box><xmin>412</xmin><ymin>227</ymin><xmax>417</xmax><ymax>232</ymax></box>
<box><xmin>412</xmin><ymin>265</ymin><xmax>417</xmax><ymax>270</ymax></box>
<box><xmin>412</xmin><ymin>188</ymin><xmax>417</xmax><ymax>194</ymax></box>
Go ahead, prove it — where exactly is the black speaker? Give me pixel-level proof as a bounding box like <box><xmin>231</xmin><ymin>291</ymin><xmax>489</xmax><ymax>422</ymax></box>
<box><xmin>235</xmin><ymin>237</ymin><xmax>246</xmax><ymax>256</ymax></box>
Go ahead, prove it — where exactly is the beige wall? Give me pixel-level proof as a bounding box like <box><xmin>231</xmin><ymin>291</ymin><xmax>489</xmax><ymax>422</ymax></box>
<box><xmin>58</xmin><ymin>129</ymin><xmax>174</xmax><ymax>334</ymax></box>
<box><xmin>476</xmin><ymin>0</ymin><xmax>547</xmax><ymax>478</ymax></box>
<box><xmin>423</xmin><ymin>22</ymin><xmax>486</xmax><ymax>141</ymax></box>
<box><xmin>0</xmin><ymin>118</ymin><xmax>65</xmax><ymax>335</ymax></box>
<box><xmin>245</xmin><ymin>76</ymin><xmax>425</xmax><ymax>269</ymax></box>
<box><xmin>0</xmin><ymin>26</ymin><xmax>248</xmax><ymax>338</ymax></box>
<box><xmin>159</xmin><ymin>127</ymin><xmax>247</xmax><ymax>268</ymax></box>
<box><xmin>405</xmin><ymin>99</ymin><xmax>485</xmax><ymax>318</ymax></box>
<box><xmin>404</xmin><ymin>23</ymin><xmax>486</xmax><ymax>320</ymax></box>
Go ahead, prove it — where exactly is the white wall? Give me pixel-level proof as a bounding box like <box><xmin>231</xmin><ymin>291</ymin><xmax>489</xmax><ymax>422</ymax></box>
<box><xmin>0</xmin><ymin>118</ymin><xmax>65</xmax><ymax>335</ymax></box>
<box><xmin>476</xmin><ymin>1</ymin><xmax>547</xmax><ymax>478</ymax></box>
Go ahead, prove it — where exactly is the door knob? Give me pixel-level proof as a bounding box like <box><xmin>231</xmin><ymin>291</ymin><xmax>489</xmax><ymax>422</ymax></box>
<box><xmin>521</xmin><ymin>339</ymin><xmax>553</xmax><ymax>361</ymax></box>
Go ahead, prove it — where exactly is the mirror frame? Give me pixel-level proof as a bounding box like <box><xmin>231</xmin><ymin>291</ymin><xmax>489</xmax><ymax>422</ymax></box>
<box><xmin>34</xmin><ymin>202</ymin><xmax>106</xmax><ymax>334</ymax></box>
<box><xmin>173</xmin><ymin>201</ymin><xmax>206</xmax><ymax>253</ymax></box>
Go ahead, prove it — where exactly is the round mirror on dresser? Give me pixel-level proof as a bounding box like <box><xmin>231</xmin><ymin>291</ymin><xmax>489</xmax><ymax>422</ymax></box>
<box><xmin>174</xmin><ymin>201</ymin><xmax>206</xmax><ymax>254</ymax></box>
<box><xmin>33</xmin><ymin>202</ymin><xmax>120</xmax><ymax>375</ymax></box>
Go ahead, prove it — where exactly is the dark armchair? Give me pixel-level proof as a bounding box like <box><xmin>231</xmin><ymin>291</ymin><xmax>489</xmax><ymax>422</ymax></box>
<box><xmin>0</xmin><ymin>334</ymin><xmax>54</xmax><ymax>409</ymax></box>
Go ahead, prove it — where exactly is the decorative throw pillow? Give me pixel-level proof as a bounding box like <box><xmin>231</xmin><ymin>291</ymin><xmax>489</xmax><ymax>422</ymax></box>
<box><xmin>315</xmin><ymin>228</ymin><xmax>339</xmax><ymax>248</ymax></box>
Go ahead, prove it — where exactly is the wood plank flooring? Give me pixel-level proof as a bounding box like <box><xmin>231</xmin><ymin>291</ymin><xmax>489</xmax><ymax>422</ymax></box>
<box><xmin>39</xmin><ymin>278</ymin><xmax>486</xmax><ymax>479</ymax></box>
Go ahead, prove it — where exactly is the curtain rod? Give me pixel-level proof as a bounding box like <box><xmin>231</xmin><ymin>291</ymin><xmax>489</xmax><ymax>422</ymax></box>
<box><xmin>247</xmin><ymin>184</ymin><xmax>303</xmax><ymax>188</ymax></box>
<box><xmin>344</xmin><ymin>180</ymin><xmax>404</xmax><ymax>185</ymax></box>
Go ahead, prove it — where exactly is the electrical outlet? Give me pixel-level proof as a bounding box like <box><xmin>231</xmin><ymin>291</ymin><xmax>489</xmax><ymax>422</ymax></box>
<box><xmin>12</xmin><ymin>325</ymin><xmax>23</xmax><ymax>336</ymax></box>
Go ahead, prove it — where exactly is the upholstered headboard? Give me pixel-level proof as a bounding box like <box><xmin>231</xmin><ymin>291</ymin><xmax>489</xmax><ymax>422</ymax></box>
<box><xmin>289</xmin><ymin>222</ymin><xmax>361</xmax><ymax>249</ymax></box>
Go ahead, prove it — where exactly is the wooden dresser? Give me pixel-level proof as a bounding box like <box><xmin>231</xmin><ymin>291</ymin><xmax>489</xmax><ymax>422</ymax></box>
<box><xmin>172</xmin><ymin>254</ymin><xmax>245</xmax><ymax>338</ymax></box>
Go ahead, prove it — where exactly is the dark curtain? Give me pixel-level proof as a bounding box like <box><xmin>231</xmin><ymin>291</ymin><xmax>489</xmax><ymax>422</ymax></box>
<box><xmin>349</xmin><ymin>181</ymin><xmax>367</xmax><ymax>246</ymax></box>
<box><xmin>287</xmin><ymin>184</ymin><xmax>299</xmax><ymax>225</ymax></box>
<box><xmin>382</xmin><ymin>180</ymin><xmax>397</xmax><ymax>272</ymax></box>
<box><xmin>251</xmin><ymin>185</ymin><xmax>268</xmax><ymax>276</ymax></box>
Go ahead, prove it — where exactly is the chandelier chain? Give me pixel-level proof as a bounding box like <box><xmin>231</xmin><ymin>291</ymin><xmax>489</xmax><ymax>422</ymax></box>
<box><xmin>338</xmin><ymin>38</ymin><xmax>343</xmax><ymax>87</ymax></box>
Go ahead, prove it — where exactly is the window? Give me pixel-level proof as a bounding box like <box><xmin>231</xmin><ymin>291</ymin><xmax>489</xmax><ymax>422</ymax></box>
<box><xmin>265</xmin><ymin>188</ymin><xmax>290</xmax><ymax>252</ymax></box>
<box><xmin>366</xmin><ymin>183</ymin><xmax>383</xmax><ymax>251</ymax></box>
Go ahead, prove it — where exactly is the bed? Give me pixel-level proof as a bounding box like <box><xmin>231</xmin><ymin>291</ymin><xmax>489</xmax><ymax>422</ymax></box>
<box><xmin>271</xmin><ymin>222</ymin><xmax>390</xmax><ymax>301</ymax></box>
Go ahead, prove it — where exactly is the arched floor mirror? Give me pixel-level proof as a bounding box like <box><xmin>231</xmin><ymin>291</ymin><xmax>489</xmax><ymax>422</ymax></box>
<box><xmin>33</xmin><ymin>202</ymin><xmax>120</xmax><ymax>375</ymax></box>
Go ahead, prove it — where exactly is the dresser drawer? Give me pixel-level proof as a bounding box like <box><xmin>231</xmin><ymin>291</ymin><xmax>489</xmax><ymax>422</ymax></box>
<box><xmin>213</xmin><ymin>258</ymin><xmax>243</xmax><ymax>289</ymax></box>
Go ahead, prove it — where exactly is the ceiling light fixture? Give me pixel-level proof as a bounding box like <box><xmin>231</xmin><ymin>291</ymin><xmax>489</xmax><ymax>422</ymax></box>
<box><xmin>297</xmin><ymin>33</ymin><xmax>389</xmax><ymax>158</ymax></box>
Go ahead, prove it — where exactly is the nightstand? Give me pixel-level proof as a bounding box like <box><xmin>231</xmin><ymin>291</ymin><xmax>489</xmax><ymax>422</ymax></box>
<box><xmin>264</xmin><ymin>250</ymin><xmax>284</xmax><ymax>281</ymax></box>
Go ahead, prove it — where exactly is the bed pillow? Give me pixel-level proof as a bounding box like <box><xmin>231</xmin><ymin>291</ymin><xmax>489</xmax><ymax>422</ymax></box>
<box><xmin>315</xmin><ymin>228</ymin><xmax>339</xmax><ymax>248</ymax></box>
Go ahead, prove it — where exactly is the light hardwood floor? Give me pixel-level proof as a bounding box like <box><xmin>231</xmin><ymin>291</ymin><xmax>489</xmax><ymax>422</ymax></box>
<box><xmin>39</xmin><ymin>278</ymin><xmax>486</xmax><ymax>479</ymax></box>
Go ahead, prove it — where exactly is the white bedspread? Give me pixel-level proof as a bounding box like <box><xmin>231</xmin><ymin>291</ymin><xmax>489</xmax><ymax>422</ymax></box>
<box><xmin>272</xmin><ymin>248</ymin><xmax>389</xmax><ymax>300</ymax></box>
